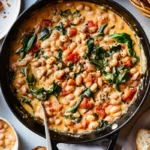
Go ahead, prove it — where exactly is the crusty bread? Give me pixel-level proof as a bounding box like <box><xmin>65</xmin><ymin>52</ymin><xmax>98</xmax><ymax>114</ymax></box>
<box><xmin>136</xmin><ymin>129</ymin><xmax>150</xmax><ymax>150</ymax></box>
<box><xmin>32</xmin><ymin>146</ymin><xmax>46</xmax><ymax>150</ymax></box>
<box><xmin>0</xmin><ymin>2</ymin><xmax>3</xmax><ymax>10</ymax></box>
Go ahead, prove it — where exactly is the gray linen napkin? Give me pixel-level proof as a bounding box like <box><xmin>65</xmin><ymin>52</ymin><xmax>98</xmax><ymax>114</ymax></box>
<box><xmin>123</xmin><ymin>109</ymin><xmax>150</xmax><ymax>150</ymax></box>
<box><xmin>57</xmin><ymin>139</ymin><xmax>109</xmax><ymax>150</ymax></box>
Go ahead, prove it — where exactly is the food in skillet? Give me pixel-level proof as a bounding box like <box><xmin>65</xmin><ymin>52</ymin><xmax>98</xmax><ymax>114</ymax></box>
<box><xmin>9</xmin><ymin>2</ymin><xmax>142</xmax><ymax>134</ymax></box>
<box><xmin>0</xmin><ymin>120</ymin><xmax>16</xmax><ymax>150</ymax></box>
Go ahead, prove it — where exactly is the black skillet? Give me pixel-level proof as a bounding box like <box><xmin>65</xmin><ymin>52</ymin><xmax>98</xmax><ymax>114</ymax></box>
<box><xmin>0</xmin><ymin>0</ymin><xmax>150</xmax><ymax>149</ymax></box>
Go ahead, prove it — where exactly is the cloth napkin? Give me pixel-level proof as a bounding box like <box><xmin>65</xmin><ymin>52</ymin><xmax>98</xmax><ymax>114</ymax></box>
<box><xmin>123</xmin><ymin>109</ymin><xmax>150</xmax><ymax>150</ymax></box>
<box><xmin>57</xmin><ymin>139</ymin><xmax>109</xmax><ymax>150</ymax></box>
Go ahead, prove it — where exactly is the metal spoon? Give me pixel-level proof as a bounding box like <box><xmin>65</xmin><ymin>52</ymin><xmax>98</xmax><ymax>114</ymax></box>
<box><xmin>41</xmin><ymin>103</ymin><xmax>53</xmax><ymax>150</ymax></box>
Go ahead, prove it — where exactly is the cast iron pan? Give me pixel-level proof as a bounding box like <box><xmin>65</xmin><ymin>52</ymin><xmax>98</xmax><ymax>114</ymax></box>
<box><xmin>0</xmin><ymin>0</ymin><xmax>150</xmax><ymax>149</ymax></box>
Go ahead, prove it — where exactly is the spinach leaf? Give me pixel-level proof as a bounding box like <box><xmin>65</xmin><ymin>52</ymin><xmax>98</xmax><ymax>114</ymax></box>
<box><xmin>56</xmin><ymin>49</ymin><xmax>62</xmax><ymax>61</ymax></box>
<box><xmin>15</xmin><ymin>48</ymin><xmax>26</xmax><ymax>59</ymax></box>
<box><xmin>109</xmin><ymin>45</ymin><xmax>121</xmax><ymax>55</ymax></box>
<box><xmin>68</xmin><ymin>63</ymin><xmax>74</xmax><ymax>70</ymax></box>
<box><xmin>93</xmin><ymin>45</ymin><xmax>109</xmax><ymax>59</ymax></box>
<box><xmin>47</xmin><ymin>82</ymin><xmax>61</xmax><ymax>98</ymax></box>
<box><xmin>64</xmin><ymin>114</ymin><xmax>82</xmax><ymax>124</ymax></box>
<box><xmin>24</xmin><ymin>67</ymin><xmax>36</xmax><ymax>87</ymax></box>
<box><xmin>20</xmin><ymin>68</ymin><xmax>26</xmax><ymax>75</ymax></box>
<box><xmin>72</xmin><ymin>10</ymin><xmax>80</xmax><ymax>17</ymax></box>
<box><xmin>67</xmin><ymin>88</ymin><xmax>93</xmax><ymax>113</ymax></box>
<box><xmin>30</xmin><ymin>82</ymin><xmax>61</xmax><ymax>101</ymax></box>
<box><xmin>31</xmin><ymin>87</ymin><xmax>49</xmax><ymax>101</ymax></box>
<box><xmin>16</xmin><ymin>33</ymin><xmax>37</xmax><ymax>59</ymax></box>
<box><xmin>99</xmin><ymin>120</ymin><xmax>108</xmax><ymax>128</ymax></box>
<box><xmin>90</xmin><ymin>59</ymin><xmax>108</xmax><ymax>70</ymax></box>
<box><xmin>96</xmin><ymin>24</ymin><xmax>108</xmax><ymax>37</ymax></box>
<box><xmin>86</xmin><ymin>37</ymin><xmax>94</xmax><ymax>57</ymax></box>
<box><xmin>109</xmin><ymin>33</ymin><xmax>133</xmax><ymax>56</ymax></box>
<box><xmin>34</xmin><ymin>50</ymin><xmax>44</xmax><ymax>59</ymax></box>
<box><xmin>102</xmin><ymin>67</ymin><xmax>129</xmax><ymax>91</ymax></box>
<box><xmin>25</xmin><ymin>33</ymin><xmax>37</xmax><ymax>53</ymax></box>
<box><xmin>20</xmin><ymin>96</ymin><xmax>33</xmax><ymax>109</ymax></box>
<box><xmin>22</xmin><ymin>34</ymin><xmax>33</xmax><ymax>50</ymax></box>
<box><xmin>54</xmin><ymin>22</ymin><xmax>66</xmax><ymax>35</ymax></box>
<box><xmin>60</xmin><ymin>9</ymin><xmax>72</xmax><ymax>18</ymax></box>
<box><xmin>93</xmin><ymin>113</ymin><xmax>99</xmax><ymax>120</ymax></box>
<box><xmin>102</xmin><ymin>72</ymin><xmax>115</xmax><ymax>84</ymax></box>
<box><xmin>116</xmin><ymin>69</ymin><xmax>129</xmax><ymax>84</ymax></box>
<box><xmin>39</xmin><ymin>27</ymin><xmax>51</xmax><ymax>41</ymax></box>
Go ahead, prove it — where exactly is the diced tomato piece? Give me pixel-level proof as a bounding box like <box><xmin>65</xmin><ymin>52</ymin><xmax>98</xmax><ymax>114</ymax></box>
<box><xmin>87</xmin><ymin>21</ymin><xmax>97</xmax><ymax>28</ymax></box>
<box><xmin>69</xmin><ymin>27</ymin><xmax>77</xmax><ymax>37</ymax></box>
<box><xmin>122</xmin><ymin>58</ymin><xmax>132</xmax><ymax>67</ymax></box>
<box><xmin>60</xmin><ymin>89</ymin><xmax>69</xmax><ymax>96</ymax></box>
<box><xmin>122</xmin><ymin>88</ymin><xmax>137</xmax><ymax>102</ymax></box>
<box><xmin>96</xmin><ymin>105</ymin><xmax>106</xmax><ymax>119</ymax></box>
<box><xmin>80</xmin><ymin>97</ymin><xmax>94</xmax><ymax>109</ymax></box>
<box><xmin>30</xmin><ymin>45</ymin><xmax>39</xmax><ymax>52</ymax></box>
<box><xmin>66</xmin><ymin>52</ymin><xmax>80</xmax><ymax>63</ymax></box>
<box><xmin>41</xmin><ymin>19</ymin><xmax>52</xmax><ymax>27</ymax></box>
<box><xmin>99</xmin><ymin>16</ymin><xmax>108</xmax><ymax>25</ymax></box>
<box><xmin>82</xmin><ymin>119</ymin><xmax>89</xmax><ymax>129</ymax></box>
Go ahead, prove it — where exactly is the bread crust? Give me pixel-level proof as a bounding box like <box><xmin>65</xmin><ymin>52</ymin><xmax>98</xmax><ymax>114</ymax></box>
<box><xmin>136</xmin><ymin>128</ymin><xmax>150</xmax><ymax>150</ymax></box>
<box><xmin>0</xmin><ymin>2</ymin><xmax>3</xmax><ymax>10</ymax></box>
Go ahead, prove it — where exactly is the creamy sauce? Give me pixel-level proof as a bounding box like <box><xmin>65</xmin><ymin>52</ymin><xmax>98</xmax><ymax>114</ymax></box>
<box><xmin>9</xmin><ymin>2</ymin><xmax>143</xmax><ymax>134</ymax></box>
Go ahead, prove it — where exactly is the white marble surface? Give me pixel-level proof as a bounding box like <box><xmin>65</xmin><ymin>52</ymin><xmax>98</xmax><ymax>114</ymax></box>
<box><xmin>0</xmin><ymin>0</ymin><xmax>150</xmax><ymax>150</ymax></box>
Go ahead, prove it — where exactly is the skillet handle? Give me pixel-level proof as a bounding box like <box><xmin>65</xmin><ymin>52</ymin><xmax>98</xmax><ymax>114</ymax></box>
<box><xmin>51</xmin><ymin>141</ymin><xmax>59</xmax><ymax>150</ymax></box>
<box><xmin>106</xmin><ymin>131</ymin><xmax>119</xmax><ymax>150</ymax></box>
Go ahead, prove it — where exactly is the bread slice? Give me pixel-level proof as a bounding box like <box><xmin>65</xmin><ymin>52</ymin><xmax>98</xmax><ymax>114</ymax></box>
<box><xmin>32</xmin><ymin>146</ymin><xmax>46</xmax><ymax>150</ymax></box>
<box><xmin>136</xmin><ymin>129</ymin><xmax>150</xmax><ymax>150</ymax></box>
<box><xmin>0</xmin><ymin>2</ymin><xmax>3</xmax><ymax>10</ymax></box>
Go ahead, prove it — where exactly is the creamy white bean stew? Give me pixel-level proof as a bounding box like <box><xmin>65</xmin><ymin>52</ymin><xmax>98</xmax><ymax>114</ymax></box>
<box><xmin>9</xmin><ymin>2</ymin><xmax>142</xmax><ymax>134</ymax></box>
<box><xmin>0</xmin><ymin>120</ymin><xmax>16</xmax><ymax>150</ymax></box>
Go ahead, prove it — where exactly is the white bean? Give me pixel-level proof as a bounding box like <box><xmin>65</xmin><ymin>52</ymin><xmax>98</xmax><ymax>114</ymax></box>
<box><xmin>65</xmin><ymin>94</ymin><xmax>75</xmax><ymax>101</ymax></box>
<box><xmin>21</xmin><ymin>86</ymin><xmax>28</xmax><ymax>95</ymax></box>
<box><xmin>113</xmin><ymin>111</ymin><xmax>122</xmax><ymax>118</ymax></box>
<box><xmin>110</xmin><ymin>99</ymin><xmax>121</xmax><ymax>105</ymax></box>
<box><xmin>60</xmin><ymin>35</ymin><xmax>68</xmax><ymax>42</ymax></box>
<box><xmin>0</xmin><ymin>133</ymin><xmax>4</xmax><ymax>140</ymax></box>
<box><xmin>90</xmin><ymin>83</ymin><xmax>98</xmax><ymax>91</ymax></box>
<box><xmin>110</xmin><ymin>106</ymin><xmax>121</xmax><ymax>114</ymax></box>
<box><xmin>109</xmin><ymin>59</ymin><xmax>118</xmax><ymax>67</ymax></box>
<box><xmin>109</xmin><ymin>13</ymin><xmax>116</xmax><ymax>22</ymax></box>
<box><xmin>73</xmin><ymin>17</ymin><xmax>80</xmax><ymax>25</ymax></box>
<box><xmin>85</xmin><ymin>5</ymin><xmax>91</xmax><ymax>11</ymax></box>
<box><xmin>104</xmin><ymin>116</ymin><xmax>114</xmax><ymax>122</ymax></box>
<box><xmin>97</xmin><ymin>77</ymin><xmax>103</xmax><ymax>87</ymax></box>
<box><xmin>130</xmin><ymin>68</ymin><xmax>137</xmax><ymax>75</ymax></box>
<box><xmin>86</xmin><ymin>115</ymin><xmax>95</xmax><ymax>121</ymax></box>
<box><xmin>77</xmin><ymin>4</ymin><xmax>84</xmax><ymax>10</ymax></box>
<box><xmin>0</xmin><ymin>140</ymin><xmax>4</xmax><ymax>146</ymax></box>
<box><xmin>41</xmin><ymin>39</ymin><xmax>50</xmax><ymax>49</ymax></box>
<box><xmin>76</xmin><ymin>75</ymin><xmax>83</xmax><ymax>86</ymax></box>
<box><xmin>105</xmin><ymin>66</ymin><xmax>111</xmax><ymax>72</ymax></box>
<box><xmin>88</xmin><ymin>121</ymin><xmax>99</xmax><ymax>130</ymax></box>
<box><xmin>131</xmin><ymin>72</ymin><xmax>140</xmax><ymax>81</ymax></box>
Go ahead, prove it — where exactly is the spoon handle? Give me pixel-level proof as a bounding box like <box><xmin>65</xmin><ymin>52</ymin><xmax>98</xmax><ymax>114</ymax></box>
<box><xmin>41</xmin><ymin>104</ymin><xmax>53</xmax><ymax>150</ymax></box>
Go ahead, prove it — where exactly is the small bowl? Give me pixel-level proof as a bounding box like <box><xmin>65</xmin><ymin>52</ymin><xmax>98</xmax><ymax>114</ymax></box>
<box><xmin>0</xmin><ymin>117</ymin><xmax>19</xmax><ymax>150</ymax></box>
